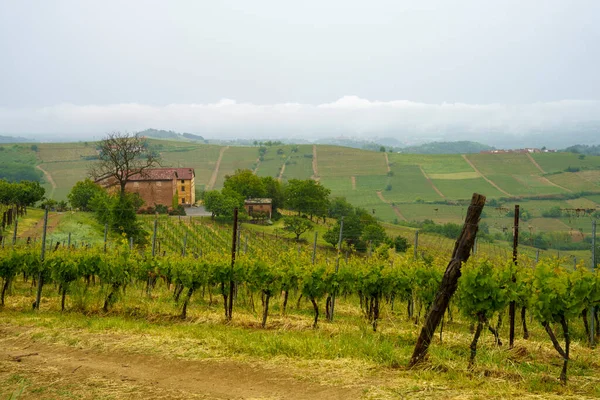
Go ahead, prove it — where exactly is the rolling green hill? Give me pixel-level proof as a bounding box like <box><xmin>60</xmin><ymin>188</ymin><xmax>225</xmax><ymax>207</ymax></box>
<box><xmin>2</xmin><ymin>140</ymin><xmax>599</xmax><ymax>245</ymax></box>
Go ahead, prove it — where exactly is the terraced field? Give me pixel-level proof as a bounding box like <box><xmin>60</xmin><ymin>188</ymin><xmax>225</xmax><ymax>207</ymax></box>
<box><xmin>4</xmin><ymin>139</ymin><xmax>600</xmax><ymax>243</ymax></box>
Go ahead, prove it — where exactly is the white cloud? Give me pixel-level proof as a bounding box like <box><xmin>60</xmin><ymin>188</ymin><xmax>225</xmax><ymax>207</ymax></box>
<box><xmin>1</xmin><ymin>97</ymin><xmax>599</xmax><ymax>143</ymax></box>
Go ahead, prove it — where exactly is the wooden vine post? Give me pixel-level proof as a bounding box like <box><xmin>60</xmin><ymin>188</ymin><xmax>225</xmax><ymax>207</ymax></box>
<box><xmin>408</xmin><ymin>193</ymin><xmax>486</xmax><ymax>367</ymax></box>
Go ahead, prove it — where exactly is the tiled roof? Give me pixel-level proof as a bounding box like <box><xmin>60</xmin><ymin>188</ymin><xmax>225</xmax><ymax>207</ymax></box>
<box><xmin>129</xmin><ymin>168</ymin><xmax>195</xmax><ymax>181</ymax></box>
<box><xmin>244</xmin><ymin>198</ymin><xmax>272</xmax><ymax>204</ymax></box>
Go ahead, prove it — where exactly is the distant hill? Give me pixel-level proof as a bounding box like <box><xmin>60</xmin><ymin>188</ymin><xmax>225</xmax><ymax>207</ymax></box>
<box><xmin>138</xmin><ymin>129</ymin><xmax>205</xmax><ymax>142</ymax></box>
<box><xmin>0</xmin><ymin>135</ymin><xmax>35</xmax><ymax>143</ymax></box>
<box><xmin>396</xmin><ymin>141</ymin><xmax>494</xmax><ymax>154</ymax></box>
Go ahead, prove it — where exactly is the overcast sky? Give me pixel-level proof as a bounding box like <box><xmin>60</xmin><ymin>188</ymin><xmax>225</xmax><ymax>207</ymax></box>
<box><xmin>1</xmin><ymin>0</ymin><xmax>599</xmax><ymax>142</ymax></box>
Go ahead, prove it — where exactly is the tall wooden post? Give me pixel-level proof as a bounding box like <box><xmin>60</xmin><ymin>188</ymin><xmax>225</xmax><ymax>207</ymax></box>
<box><xmin>12</xmin><ymin>217</ymin><xmax>18</xmax><ymax>246</ymax></box>
<box><xmin>509</xmin><ymin>205</ymin><xmax>520</xmax><ymax>348</ymax></box>
<box><xmin>414</xmin><ymin>230</ymin><xmax>419</xmax><ymax>259</ymax></box>
<box><xmin>312</xmin><ymin>231</ymin><xmax>318</xmax><ymax>265</ymax></box>
<box><xmin>228</xmin><ymin>208</ymin><xmax>239</xmax><ymax>321</ymax></box>
<box><xmin>329</xmin><ymin>217</ymin><xmax>344</xmax><ymax>322</ymax></box>
<box><xmin>103</xmin><ymin>223</ymin><xmax>108</xmax><ymax>253</ymax></box>
<box><xmin>34</xmin><ymin>208</ymin><xmax>49</xmax><ymax>310</ymax></box>
<box><xmin>151</xmin><ymin>219</ymin><xmax>158</xmax><ymax>257</ymax></box>
<box><xmin>409</xmin><ymin>193</ymin><xmax>486</xmax><ymax>367</ymax></box>
<box><xmin>590</xmin><ymin>220</ymin><xmax>596</xmax><ymax>347</ymax></box>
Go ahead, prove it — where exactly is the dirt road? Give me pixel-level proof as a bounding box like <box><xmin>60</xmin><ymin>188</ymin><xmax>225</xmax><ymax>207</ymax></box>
<box><xmin>0</xmin><ymin>330</ymin><xmax>358</xmax><ymax>400</ymax></box>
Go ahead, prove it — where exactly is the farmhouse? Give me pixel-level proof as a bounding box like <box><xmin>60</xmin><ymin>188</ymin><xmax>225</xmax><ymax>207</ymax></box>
<box><xmin>244</xmin><ymin>198</ymin><xmax>272</xmax><ymax>219</ymax></box>
<box><xmin>96</xmin><ymin>167</ymin><xmax>196</xmax><ymax>208</ymax></box>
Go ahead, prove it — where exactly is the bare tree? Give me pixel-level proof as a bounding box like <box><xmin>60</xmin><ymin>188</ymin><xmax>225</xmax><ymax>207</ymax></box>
<box><xmin>89</xmin><ymin>132</ymin><xmax>161</xmax><ymax>195</ymax></box>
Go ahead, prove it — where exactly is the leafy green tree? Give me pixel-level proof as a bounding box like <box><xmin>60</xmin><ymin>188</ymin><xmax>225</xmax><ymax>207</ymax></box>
<box><xmin>204</xmin><ymin>189</ymin><xmax>244</xmax><ymax>219</ymax></box>
<box><xmin>284</xmin><ymin>179</ymin><xmax>330</xmax><ymax>220</ymax></box>
<box><xmin>328</xmin><ymin>197</ymin><xmax>354</xmax><ymax>219</ymax></box>
<box><xmin>68</xmin><ymin>179</ymin><xmax>104</xmax><ymax>211</ymax></box>
<box><xmin>324</xmin><ymin>214</ymin><xmax>363</xmax><ymax>249</ymax></box>
<box><xmin>89</xmin><ymin>190</ymin><xmax>147</xmax><ymax>243</ymax></box>
<box><xmin>223</xmin><ymin>169</ymin><xmax>266</xmax><ymax>199</ymax></box>
<box><xmin>361</xmin><ymin>224</ymin><xmax>387</xmax><ymax>247</ymax></box>
<box><xmin>392</xmin><ymin>235</ymin><xmax>409</xmax><ymax>252</ymax></box>
<box><xmin>261</xmin><ymin>176</ymin><xmax>284</xmax><ymax>214</ymax></box>
<box><xmin>283</xmin><ymin>216</ymin><xmax>313</xmax><ymax>241</ymax></box>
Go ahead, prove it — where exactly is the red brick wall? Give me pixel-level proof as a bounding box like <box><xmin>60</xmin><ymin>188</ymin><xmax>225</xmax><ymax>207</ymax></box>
<box><xmin>126</xmin><ymin>179</ymin><xmax>176</xmax><ymax>207</ymax></box>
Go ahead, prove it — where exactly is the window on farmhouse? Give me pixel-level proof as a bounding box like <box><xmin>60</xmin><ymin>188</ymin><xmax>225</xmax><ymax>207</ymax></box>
<box><xmin>181</xmin><ymin>198</ymin><xmax>185</xmax><ymax>204</ymax></box>
<box><xmin>181</xmin><ymin>180</ymin><xmax>184</xmax><ymax>184</ymax></box>
<box><xmin>181</xmin><ymin>186</ymin><xmax>185</xmax><ymax>191</ymax></box>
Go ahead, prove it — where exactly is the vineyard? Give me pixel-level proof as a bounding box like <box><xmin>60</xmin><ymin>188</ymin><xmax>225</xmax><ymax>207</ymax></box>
<box><xmin>1</xmin><ymin>205</ymin><xmax>600</xmax><ymax>399</ymax></box>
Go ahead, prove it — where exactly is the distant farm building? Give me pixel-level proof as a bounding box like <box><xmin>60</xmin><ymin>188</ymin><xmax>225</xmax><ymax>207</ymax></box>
<box><xmin>96</xmin><ymin>167</ymin><xmax>195</xmax><ymax>208</ymax></box>
<box><xmin>244</xmin><ymin>198</ymin><xmax>272</xmax><ymax>219</ymax></box>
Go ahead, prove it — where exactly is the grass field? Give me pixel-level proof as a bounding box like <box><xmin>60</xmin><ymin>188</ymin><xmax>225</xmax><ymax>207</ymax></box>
<box><xmin>2</xmin><ymin>266</ymin><xmax>600</xmax><ymax>399</ymax></box>
<box><xmin>388</xmin><ymin>153</ymin><xmax>473</xmax><ymax>174</ymax></box>
<box><xmin>159</xmin><ymin>145</ymin><xmax>223</xmax><ymax>187</ymax></box>
<box><xmin>317</xmin><ymin>146</ymin><xmax>388</xmax><ymax>177</ymax></box>
<box><xmin>214</xmin><ymin>146</ymin><xmax>259</xmax><ymax>188</ymax></box>
<box><xmin>531</xmin><ymin>152</ymin><xmax>600</xmax><ymax>173</ymax></box>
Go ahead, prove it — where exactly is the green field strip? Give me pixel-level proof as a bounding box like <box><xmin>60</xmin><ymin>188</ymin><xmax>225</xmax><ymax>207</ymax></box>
<box><xmin>468</xmin><ymin>153</ymin><xmax>541</xmax><ymax>175</ymax></box>
<box><xmin>384</xmin><ymin>165</ymin><xmax>441</xmax><ymax>202</ymax></box>
<box><xmin>280</xmin><ymin>145</ymin><xmax>315</xmax><ymax>181</ymax></box>
<box><xmin>37</xmin><ymin>142</ymin><xmax>98</xmax><ymax>163</ymax></box>
<box><xmin>316</xmin><ymin>145</ymin><xmax>388</xmax><ymax>177</ymax></box>
<box><xmin>531</xmin><ymin>152</ymin><xmax>600</xmax><ymax>173</ymax></box>
<box><xmin>585</xmin><ymin>194</ymin><xmax>600</xmax><ymax>204</ymax></box>
<box><xmin>42</xmin><ymin>160</ymin><xmax>90</xmax><ymax>200</ymax></box>
<box><xmin>565</xmin><ymin>198</ymin><xmax>598</xmax><ymax>209</ymax></box>
<box><xmin>160</xmin><ymin>145</ymin><xmax>223</xmax><ymax>187</ymax></box>
<box><xmin>214</xmin><ymin>147</ymin><xmax>258</xmax><ymax>188</ymax></box>
<box><xmin>387</xmin><ymin>153</ymin><xmax>473</xmax><ymax>174</ymax></box>
<box><xmin>319</xmin><ymin>176</ymin><xmax>354</xmax><ymax>193</ymax></box>
<box><xmin>545</xmin><ymin>171</ymin><xmax>600</xmax><ymax>192</ymax></box>
<box><xmin>398</xmin><ymin>203</ymin><xmax>466</xmax><ymax>224</ymax></box>
<box><xmin>482</xmin><ymin>174</ymin><xmax>555</xmax><ymax>196</ymax></box>
<box><xmin>431</xmin><ymin>177</ymin><xmax>505</xmax><ymax>200</ymax></box>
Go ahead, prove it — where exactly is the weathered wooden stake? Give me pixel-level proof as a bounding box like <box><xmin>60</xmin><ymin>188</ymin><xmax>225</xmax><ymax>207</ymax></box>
<box><xmin>227</xmin><ymin>208</ymin><xmax>239</xmax><ymax>321</ymax></box>
<box><xmin>408</xmin><ymin>193</ymin><xmax>486</xmax><ymax>367</ymax></box>
<box><xmin>34</xmin><ymin>208</ymin><xmax>49</xmax><ymax>310</ymax></box>
<box><xmin>509</xmin><ymin>205</ymin><xmax>519</xmax><ymax>349</ymax></box>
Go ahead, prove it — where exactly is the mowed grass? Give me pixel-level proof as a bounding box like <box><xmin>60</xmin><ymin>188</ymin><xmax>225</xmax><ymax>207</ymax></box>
<box><xmin>531</xmin><ymin>152</ymin><xmax>600</xmax><ymax>173</ymax></box>
<box><xmin>45</xmin><ymin>211</ymin><xmax>106</xmax><ymax>245</ymax></box>
<box><xmin>317</xmin><ymin>145</ymin><xmax>388</xmax><ymax>177</ymax></box>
